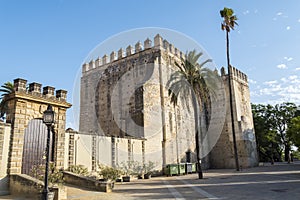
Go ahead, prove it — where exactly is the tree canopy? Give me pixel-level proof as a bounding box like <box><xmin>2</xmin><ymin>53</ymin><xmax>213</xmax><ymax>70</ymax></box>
<box><xmin>252</xmin><ymin>102</ymin><xmax>299</xmax><ymax>162</ymax></box>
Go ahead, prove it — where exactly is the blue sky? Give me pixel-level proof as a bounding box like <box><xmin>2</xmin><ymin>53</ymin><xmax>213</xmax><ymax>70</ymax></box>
<box><xmin>1</xmin><ymin>0</ymin><xmax>300</xmax><ymax>128</ymax></box>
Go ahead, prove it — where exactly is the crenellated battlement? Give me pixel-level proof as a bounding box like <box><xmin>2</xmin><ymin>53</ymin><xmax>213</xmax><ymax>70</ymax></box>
<box><xmin>82</xmin><ymin>34</ymin><xmax>186</xmax><ymax>73</ymax></box>
<box><xmin>13</xmin><ymin>78</ymin><xmax>68</xmax><ymax>102</ymax></box>
<box><xmin>220</xmin><ymin>66</ymin><xmax>248</xmax><ymax>84</ymax></box>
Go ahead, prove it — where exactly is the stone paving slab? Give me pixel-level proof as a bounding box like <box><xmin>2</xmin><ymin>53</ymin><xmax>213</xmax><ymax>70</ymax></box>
<box><xmin>1</xmin><ymin>162</ymin><xmax>300</xmax><ymax>199</ymax></box>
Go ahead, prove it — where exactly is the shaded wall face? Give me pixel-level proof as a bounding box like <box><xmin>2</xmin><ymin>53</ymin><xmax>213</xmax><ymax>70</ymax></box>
<box><xmin>0</xmin><ymin>122</ymin><xmax>11</xmax><ymax>177</ymax></box>
<box><xmin>210</xmin><ymin>72</ymin><xmax>258</xmax><ymax>169</ymax></box>
<box><xmin>80</xmin><ymin>50</ymin><xmax>159</xmax><ymax>138</ymax></box>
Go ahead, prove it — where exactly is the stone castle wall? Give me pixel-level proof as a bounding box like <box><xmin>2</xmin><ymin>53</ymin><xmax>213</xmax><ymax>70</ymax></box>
<box><xmin>80</xmin><ymin>34</ymin><xmax>198</xmax><ymax>170</ymax></box>
<box><xmin>79</xmin><ymin>34</ymin><xmax>258</xmax><ymax>170</ymax></box>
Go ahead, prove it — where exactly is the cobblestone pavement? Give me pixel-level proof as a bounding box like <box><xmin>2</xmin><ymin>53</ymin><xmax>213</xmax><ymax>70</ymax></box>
<box><xmin>1</xmin><ymin>162</ymin><xmax>300</xmax><ymax>200</ymax></box>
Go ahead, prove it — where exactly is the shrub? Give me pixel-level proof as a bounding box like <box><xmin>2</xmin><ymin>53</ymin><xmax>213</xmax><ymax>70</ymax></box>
<box><xmin>30</xmin><ymin>162</ymin><xmax>64</xmax><ymax>186</ymax></box>
<box><xmin>67</xmin><ymin>165</ymin><xmax>88</xmax><ymax>176</ymax></box>
<box><xmin>98</xmin><ymin>164</ymin><xmax>122</xmax><ymax>181</ymax></box>
<box><xmin>144</xmin><ymin>161</ymin><xmax>155</xmax><ymax>175</ymax></box>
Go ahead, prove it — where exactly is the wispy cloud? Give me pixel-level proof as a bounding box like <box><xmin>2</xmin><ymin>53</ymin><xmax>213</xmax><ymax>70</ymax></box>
<box><xmin>248</xmin><ymin>79</ymin><xmax>257</xmax><ymax>84</ymax></box>
<box><xmin>284</xmin><ymin>56</ymin><xmax>293</xmax><ymax>61</ymax></box>
<box><xmin>252</xmin><ymin>75</ymin><xmax>300</xmax><ymax>105</ymax></box>
<box><xmin>277</xmin><ymin>64</ymin><xmax>287</xmax><ymax>69</ymax></box>
<box><xmin>289</xmin><ymin>75</ymin><xmax>297</xmax><ymax>80</ymax></box>
<box><xmin>286</xmin><ymin>26</ymin><xmax>291</xmax><ymax>30</ymax></box>
<box><xmin>273</xmin><ymin>12</ymin><xmax>288</xmax><ymax>21</ymax></box>
<box><xmin>295</xmin><ymin>67</ymin><xmax>300</xmax><ymax>71</ymax></box>
<box><xmin>264</xmin><ymin>80</ymin><xmax>278</xmax><ymax>85</ymax></box>
<box><xmin>243</xmin><ymin>10</ymin><xmax>250</xmax><ymax>15</ymax></box>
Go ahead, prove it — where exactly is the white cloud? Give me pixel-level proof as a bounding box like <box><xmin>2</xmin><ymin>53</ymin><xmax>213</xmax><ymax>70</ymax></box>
<box><xmin>248</xmin><ymin>79</ymin><xmax>257</xmax><ymax>84</ymax></box>
<box><xmin>298</xmin><ymin>19</ymin><xmax>300</xmax><ymax>23</ymax></box>
<box><xmin>284</xmin><ymin>56</ymin><xmax>293</xmax><ymax>61</ymax></box>
<box><xmin>286</xmin><ymin>26</ymin><xmax>291</xmax><ymax>30</ymax></box>
<box><xmin>289</xmin><ymin>75</ymin><xmax>297</xmax><ymax>80</ymax></box>
<box><xmin>277</xmin><ymin>12</ymin><xmax>283</xmax><ymax>16</ymax></box>
<box><xmin>295</xmin><ymin>67</ymin><xmax>300</xmax><ymax>71</ymax></box>
<box><xmin>251</xmin><ymin>75</ymin><xmax>300</xmax><ymax>105</ymax></box>
<box><xmin>281</xmin><ymin>77</ymin><xmax>288</xmax><ymax>82</ymax></box>
<box><xmin>243</xmin><ymin>10</ymin><xmax>250</xmax><ymax>15</ymax></box>
<box><xmin>263</xmin><ymin>80</ymin><xmax>277</xmax><ymax>86</ymax></box>
<box><xmin>277</xmin><ymin>64</ymin><xmax>287</xmax><ymax>69</ymax></box>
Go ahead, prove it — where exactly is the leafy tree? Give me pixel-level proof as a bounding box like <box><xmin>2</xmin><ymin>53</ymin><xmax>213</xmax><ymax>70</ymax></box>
<box><xmin>167</xmin><ymin>50</ymin><xmax>213</xmax><ymax>179</ymax></box>
<box><xmin>252</xmin><ymin>102</ymin><xmax>298</xmax><ymax>162</ymax></box>
<box><xmin>271</xmin><ymin>102</ymin><xmax>297</xmax><ymax>161</ymax></box>
<box><xmin>287</xmin><ymin>116</ymin><xmax>300</xmax><ymax>148</ymax></box>
<box><xmin>220</xmin><ymin>7</ymin><xmax>239</xmax><ymax>170</ymax></box>
<box><xmin>252</xmin><ymin>104</ymin><xmax>280</xmax><ymax>162</ymax></box>
<box><xmin>0</xmin><ymin>82</ymin><xmax>14</xmax><ymax>120</ymax></box>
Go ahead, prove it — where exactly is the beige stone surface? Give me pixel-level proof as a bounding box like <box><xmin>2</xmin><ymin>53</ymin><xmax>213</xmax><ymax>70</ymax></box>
<box><xmin>79</xmin><ymin>35</ymin><xmax>258</xmax><ymax>171</ymax></box>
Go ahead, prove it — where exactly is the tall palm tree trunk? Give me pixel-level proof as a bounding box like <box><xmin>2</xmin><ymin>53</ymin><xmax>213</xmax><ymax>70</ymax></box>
<box><xmin>192</xmin><ymin>91</ymin><xmax>203</xmax><ymax>179</ymax></box>
<box><xmin>226</xmin><ymin>30</ymin><xmax>240</xmax><ymax>171</ymax></box>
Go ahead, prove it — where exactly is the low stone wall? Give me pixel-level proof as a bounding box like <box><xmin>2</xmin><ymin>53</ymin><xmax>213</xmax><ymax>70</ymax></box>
<box><xmin>10</xmin><ymin>174</ymin><xmax>44</xmax><ymax>199</ymax></box>
<box><xmin>9</xmin><ymin>174</ymin><xmax>66</xmax><ymax>200</ymax></box>
<box><xmin>63</xmin><ymin>171</ymin><xmax>113</xmax><ymax>192</ymax></box>
<box><xmin>0</xmin><ymin>176</ymin><xmax>9</xmax><ymax>195</ymax></box>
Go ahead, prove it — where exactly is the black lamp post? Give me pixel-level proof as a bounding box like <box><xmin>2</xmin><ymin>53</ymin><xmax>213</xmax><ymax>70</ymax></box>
<box><xmin>42</xmin><ymin>105</ymin><xmax>55</xmax><ymax>200</ymax></box>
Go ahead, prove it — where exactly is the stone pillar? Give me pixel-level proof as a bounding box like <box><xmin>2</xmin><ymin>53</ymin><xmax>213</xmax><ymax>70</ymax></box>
<box><xmin>43</xmin><ymin>86</ymin><xmax>55</xmax><ymax>97</ymax></box>
<box><xmin>144</xmin><ymin>38</ymin><xmax>152</xmax><ymax>49</ymax></box>
<box><xmin>56</xmin><ymin>90</ymin><xmax>67</xmax><ymax>101</ymax></box>
<box><xmin>102</xmin><ymin>55</ymin><xmax>108</xmax><ymax>65</ymax></box>
<box><xmin>54</xmin><ymin>107</ymin><xmax>67</xmax><ymax>168</ymax></box>
<box><xmin>13</xmin><ymin>78</ymin><xmax>27</xmax><ymax>92</ymax></box>
<box><xmin>135</xmin><ymin>41</ymin><xmax>142</xmax><ymax>53</ymax></box>
<box><xmin>89</xmin><ymin>60</ymin><xmax>95</xmax><ymax>70</ymax></box>
<box><xmin>126</xmin><ymin>45</ymin><xmax>132</xmax><ymax>56</ymax></box>
<box><xmin>154</xmin><ymin>34</ymin><xmax>163</xmax><ymax>47</ymax></box>
<box><xmin>28</xmin><ymin>82</ymin><xmax>42</xmax><ymax>94</ymax></box>
<box><xmin>118</xmin><ymin>48</ymin><xmax>124</xmax><ymax>59</ymax></box>
<box><xmin>95</xmin><ymin>57</ymin><xmax>101</xmax><ymax>67</ymax></box>
<box><xmin>7</xmin><ymin>99</ymin><xmax>27</xmax><ymax>174</ymax></box>
<box><xmin>110</xmin><ymin>51</ymin><xmax>116</xmax><ymax>62</ymax></box>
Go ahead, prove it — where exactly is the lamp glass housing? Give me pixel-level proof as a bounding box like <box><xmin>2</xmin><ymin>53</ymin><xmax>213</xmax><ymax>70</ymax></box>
<box><xmin>43</xmin><ymin>106</ymin><xmax>55</xmax><ymax>125</ymax></box>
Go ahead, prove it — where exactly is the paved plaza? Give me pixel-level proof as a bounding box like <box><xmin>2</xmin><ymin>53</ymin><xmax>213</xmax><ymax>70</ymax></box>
<box><xmin>1</xmin><ymin>162</ymin><xmax>300</xmax><ymax>200</ymax></box>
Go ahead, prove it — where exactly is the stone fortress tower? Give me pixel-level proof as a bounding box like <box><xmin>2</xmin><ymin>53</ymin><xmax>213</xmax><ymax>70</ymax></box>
<box><xmin>210</xmin><ymin>66</ymin><xmax>258</xmax><ymax>168</ymax></box>
<box><xmin>79</xmin><ymin>34</ymin><xmax>258</xmax><ymax>171</ymax></box>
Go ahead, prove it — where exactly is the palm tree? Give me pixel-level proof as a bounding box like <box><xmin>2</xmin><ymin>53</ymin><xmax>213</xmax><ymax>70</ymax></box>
<box><xmin>0</xmin><ymin>82</ymin><xmax>14</xmax><ymax>120</ymax></box>
<box><xmin>220</xmin><ymin>7</ymin><xmax>239</xmax><ymax>171</ymax></box>
<box><xmin>167</xmin><ymin>50</ymin><xmax>213</xmax><ymax>179</ymax></box>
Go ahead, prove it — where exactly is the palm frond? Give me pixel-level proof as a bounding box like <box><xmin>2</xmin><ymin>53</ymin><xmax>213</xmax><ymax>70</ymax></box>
<box><xmin>0</xmin><ymin>81</ymin><xmax>14</xmax><ymax>119</ymax></box>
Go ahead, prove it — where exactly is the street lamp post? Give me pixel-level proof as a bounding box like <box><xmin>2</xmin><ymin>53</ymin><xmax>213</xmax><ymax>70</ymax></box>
<box><xmin>42</xmin><ymin>105</ymin><xmax>55</xmax><ymax>200</ymax></box>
